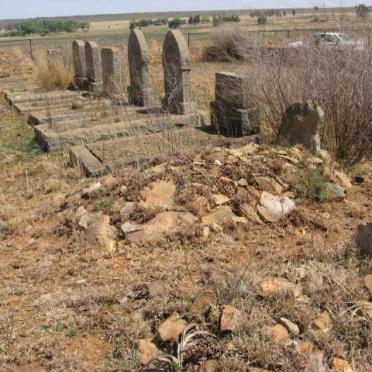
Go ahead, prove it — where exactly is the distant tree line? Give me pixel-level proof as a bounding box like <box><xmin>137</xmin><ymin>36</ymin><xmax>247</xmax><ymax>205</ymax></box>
<box><xmin>129</xmin><ymin>18</ymin><xmax>168</xmax><ymax>30</ymax></box>
<box><xmin>250</xmin><ymin>9</ymin><xmax>296</xmax><ymax>18</ymax></box>
<box><xmin>4</xmin><ymin>20</ymin><xmax>90</xmax><ymax>37</ymax></box>
<box><xmin>212</xmin><ymin>14</ymin><xmax>241</xmax><ymax>26</ymax></box>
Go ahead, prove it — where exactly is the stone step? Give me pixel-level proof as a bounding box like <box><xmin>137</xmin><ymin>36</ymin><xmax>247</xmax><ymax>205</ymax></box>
<box><xmin>34</xmin><ymin>113</ymin><xmax>201</xmax><ymax>152</ymax></box>
<box><xmin>5</xmin><ymin>90</ymin><xmax>80</xmax><ymax>105</ymax></box>
<box><xmin>28</xmin><ymin>103</ymin><xmax>139</xmax><ymax>126</ymax></box>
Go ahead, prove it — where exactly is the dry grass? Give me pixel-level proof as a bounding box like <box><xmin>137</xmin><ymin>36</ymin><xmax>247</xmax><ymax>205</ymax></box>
<box><xmin>34</xmin><ymin>53</ymin><xmax>74</xmax><ymax>91</ymax></box>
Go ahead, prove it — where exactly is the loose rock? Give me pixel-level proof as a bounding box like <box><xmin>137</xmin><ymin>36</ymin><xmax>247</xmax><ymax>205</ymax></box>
<box><xmin>191</xmin><ymin>289</ymin><xmax>217</xmax><ymax>317</ymax></box>
<box><xmin>279</xmin><ymin>317</ymin><xmax>300</xmax><ymax>335</ymax></box>
<box><xmin>158</xmin><ymin>313</ymin><xmax>187</xmax><ymax>342</ymax></box>
<box><xmin>138</xmin><ymin>338</ymin><xmax>161</xmax><ymax>365</ymax></box>
<box><xmin>220</xmin><ymin>305</ymin><xmax>243</xmax><ymax>332</ymax></box>
<box><xmin>82</xmin><ymin>182</ymin><xmax>102</xmax><ymax>197</ymax></box>
<box><xmin>255</xmin><ymin>277</ymin><xmax>296</xmax><ymax>297</ymax></box>
<box><xmin>311</xmin><ymin>310</ymin><xmax>333</xmax><ymax>333</ymax></box>
<box><xmin>257</xmin><ymin>192</ymin><xmax>296</xmax><ymax>223</ymax></box>
<box><xmin>262</xmin><ymin>324</ymin><xmax>289</xmax><ymax>344</ymax></box>
<box><xmin>332</xmin><ymin>358</ymin><xmax>353</xmax><ymax>372</ymax></box>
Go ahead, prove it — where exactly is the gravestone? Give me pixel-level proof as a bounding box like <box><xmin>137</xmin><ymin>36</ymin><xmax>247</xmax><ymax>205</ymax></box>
<box><xmin>101</xmin><ymin>47</ymin><xmax>124</xmax><ymax>98</ymax></box>
<box><xmin>211</xmin><ymin>72</ymin><xmax>260</xmax><ymax>137</ymax></box>
<box><xmin>278</xmin><ymin>102</ymin><xmax>323</xmax><ymax>153</ymax></box>
<box><xmin>162</xmin><ymin>30</ymin><xmax>196</xmax><ymax>115</ymax></box>
<box><xmin>128</xmin><ymin>30</ymin><xmax>156</xmax><ymax>107</ymax></box>
<box><xmin>85</xmin><ymin>41</ymin><xmax>102</xmax><ymax>92</ymax></box>
<box><xmin>72</xmin><ymin>40</ymin><xmax>87</xmax><ymax>89</ymax></box>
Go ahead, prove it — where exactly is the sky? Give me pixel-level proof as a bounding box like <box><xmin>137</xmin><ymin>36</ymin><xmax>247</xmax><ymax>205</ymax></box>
<box><xmin>0</xmin><ymin>0</ymin><xmax>370</xmax><ymax>20</ymax></box>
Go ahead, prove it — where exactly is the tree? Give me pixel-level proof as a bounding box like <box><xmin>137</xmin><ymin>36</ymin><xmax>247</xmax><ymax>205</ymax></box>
<box><xmin>257</xmin><ymin>15</ymin><xmax>267</xmax><ymax>25</ymax></box>
<box><xmin>292</xmin><ymin>9</ymin><xmax>297</xmax><ymax>16</ymax></box>
<box><xmin>355</xmin><ymin>4</ymin><xmax>370</xmax><ymax>20</ymax></box>
<box><xmin>168</xmin><ymin>17</ymin><xmax>182</xmax><ymax>29</ymax></box>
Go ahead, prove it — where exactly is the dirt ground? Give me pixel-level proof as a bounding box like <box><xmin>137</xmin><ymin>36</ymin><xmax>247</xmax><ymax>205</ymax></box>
<box><xmin>0</xmin><ymin>42</ymin><xmax>371</xmax><ymax>371</ymax></box>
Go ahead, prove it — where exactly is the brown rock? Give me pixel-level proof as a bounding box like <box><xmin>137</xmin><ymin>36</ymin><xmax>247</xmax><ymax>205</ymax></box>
<box><xmin>212</xmin><ymin>193</ymin><xmax>230</xmax><ymax>206</ymax></box>
<box><xmin>262</xmin><ymin>324</ymin><xmax>289</xmax><ymax>344</ymax></box>
<box><xmin>191</xmin><ymin>289</ymin><xmax>217</xmax><ymax>317</ymax></box>
<box><xmin>102</xmin><ymin>175</ymin><xmax>118</xmax><ymax>188</ymax></box>
<box><xmin>248</xmin><ymin>369</ymin><xmax>270</xmax><ymax>372</ymax></box>
<box><xmin>255</xmin><ymin>277</ymin><xmax>295</xmax><ymax>297</ymax></box>
<box><xmin>190</xmin><ymin>196</ymin><xmax>209</xmax><ymax>216</ymax></box>
<box><xmin>127</xmin><ymin>212</ymin><xmax>197</xmax><ymax>243</ymax></box>
<box><xmin>364</xmin><ymin>275</ymin><xmax>372</xmax><ymax>296</ymax></box>
<box><xmin>82</xmin><ymin>182</ymin><xmax>102</xmax><ymax>197</ymax></box>
<box><xmin>220</xmin><ymin>305</ymin><xmax>243</xmax><ymax>332</ymax></box>
<box><xmin>311</xmin><ymin>310</ymin><xmax>333</xmax><ymax>333</ymax></box>
<box><xmin>296</xmin><ymin>341</ymin><xmax>327</xmax><ymax>371</ymax></box>
<box><xmin>158</xmin><ymin>312</ymin><xmax>187</xmax><ymax>342</ymax></box>
<box><xmin>88</xmin><ymin>214</ymin><xmax>117</xmax><ymax>254</ymax></box>
<box><xmin>140</xmin><ymin>180</ymin><xmax>176</xmax><ymax>210</ymax></box>
<box><xmin>239</xmin><ymin>203</ymin><xmax>264</xmax><ymax>225</ymax></box>
<box><xmin>279</xmin><ymin>317</ymin><xmax>300</xmax><ymax>335</ymax></box>
<box><xmin>304</xmin><ymin>270</ymin><xmax>324</xmax><ymax>293</ymax></box>
<box><xmin>334</xmin><ymin>170</ymin><xmax>352</xmax><ymax>190</ymax></box>
<box><xmin>332</xmin><ymin>358</ymin><xmax>353</xmax><ymax>372</ymax></box>
<box><xmin>202</xmin><ymin>206</ymin><xmax>235</xmax><ymax>226</ymax></box>
<box><xmin>238</xmin><ymin>178</ymin><xmax>249</xmax><ymax>187</ymax></box>
<box><xmin>138</xmin><ymin>338</ymin><xmax>161</xmax><ymax>365</ymax></box>
<box><xmin>255</xmin><ymin>176</ymin><xmax>284</xmax><ymax>195</ymax></box>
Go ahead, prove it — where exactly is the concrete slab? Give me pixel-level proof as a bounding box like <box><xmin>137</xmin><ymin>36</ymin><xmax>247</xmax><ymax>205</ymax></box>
<box><xmin>70</xmin><ymin>127</ymin><xmax>258</xmax><ymax>177</ymax></box>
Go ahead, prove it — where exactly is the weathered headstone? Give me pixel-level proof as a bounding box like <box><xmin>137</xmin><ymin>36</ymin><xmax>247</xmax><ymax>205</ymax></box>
<box><xmin>128</xmin><ymin>30</ymin><xmax>156</xmax><ymax>107</ymax></box>
<box><xmin>355</xmin><ymin>223</ymin><xmax>372</xmax><ymax>258</ymax></box>
<box><xmin>85</xmin><ymin>41</ymin><xmax>102</xmax><ymax>92</ymax></box>
<box><xmin>278</xmin><ymin>102</ymin><xmax>323</xmax><ymax>153</ymax></box>
<box><xmin>72</xmin><ymin>40</ymin><xmax>87</xmax><ymax>89</ymax></box>
<box><xmin>101</xmin><ymin>47</ymin><xmax>124</xmax><ymax>98</ymax></box>
<box><xmin>162</xmin><ymin>30</ymin><xmax>196</xmax><ymax>115</ymax></box>
<box><xmin>211</xmin><ymin>72</ymin><xmax>260</xmax><ymax>137</ymax></box>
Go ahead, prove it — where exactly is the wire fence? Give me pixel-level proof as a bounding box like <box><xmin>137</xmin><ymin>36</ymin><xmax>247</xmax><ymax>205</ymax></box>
<box><xmin>0</xmin><ymin>27</ymin><xmax>371</xmax><ymax>53</ymax></box>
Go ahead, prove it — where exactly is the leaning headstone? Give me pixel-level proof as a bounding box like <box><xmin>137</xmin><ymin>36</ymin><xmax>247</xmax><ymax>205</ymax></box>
<box><xmin>72</xmin><ymin>40</ymin><xmax>87</xmax><ymax>89</ymax></box>
<box><xmin>101</xmin><ymin>47</ymin><xmax>125</xmax><ymax>99</ymax></box>
<box><xmin>278</xmin><ymin>102</ymin><xmax>323</xmax><ymax>153</ymax></box>
<box><xmin>128</xmin><ymin>30</ymin><xmax>156</xmax><ymax>107</ymax></box>
<box><xmin>85</xmin><ymin>41</ymin><xmax>102</xmax><ymax>92</ymax></box>
<box><xmin>211</xmin><ymin>72</ymin><xmax>260</xmax><ymax>137</ymax></box>
<box><xmin>162</xmin><ymin>30</ymin><xmax>196</xmax><ymax>115</ymax></box>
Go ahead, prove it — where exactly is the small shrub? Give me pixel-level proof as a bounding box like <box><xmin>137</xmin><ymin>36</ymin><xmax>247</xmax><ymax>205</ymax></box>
<box><xmin>95</xmin><ymin>198</ymin><xmax>114</xmax><ymax>212</ymax></box>
<box><xmin>257</xmin><ymin>15</ymin><xmax>267</xmax><ymax>25</ymax></box>
<box><xmin>297</xmin><ymin>169</ymin><xmax>328</xmax><ymax>202</ymax></box>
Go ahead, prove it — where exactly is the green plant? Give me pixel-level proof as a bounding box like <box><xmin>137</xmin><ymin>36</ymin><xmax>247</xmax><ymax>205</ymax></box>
<box><xmin>95</xmin><ymin>197</ymin><xmax>114</xmax><ymax>212</ymax></box>
<box><xmin>297</xmin><ymin>169</ymin><xmax>328</xmax><ymax>202</ymax></box>
<box><xmin>168</xmin><ymin>17</ymin><xmax>182</xmax><ymax>29</ymax></box>
<box><xmin>257</xmin><ymin>15</ymin><xmax>267</xmax><ymax>25</ymax></box>
<box><xmin>142</xmin><ymin>324</ymin><xmax>215</xmax><ymax>371</ymax></box>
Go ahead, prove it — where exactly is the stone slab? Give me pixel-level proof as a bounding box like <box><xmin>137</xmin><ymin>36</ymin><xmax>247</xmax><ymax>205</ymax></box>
<box><xmin>69</xmin><ymin>145</ymin><xmax>108</xmax><ymax>177</ymax></box>
<box><xmin>71</xmin><ymin>127</ymin><xmax>258</xmax><ymax>177</ymax></box>
<box><xmin>34</xmin><ymin>113</ymin><xmax>201</xmax><ymax>152</ymax></box>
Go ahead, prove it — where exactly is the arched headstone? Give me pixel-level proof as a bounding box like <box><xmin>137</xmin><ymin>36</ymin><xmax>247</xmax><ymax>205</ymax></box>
<box><xmin>72</xmin><ymin>40</ymin><xmax>87</xmax><ymax>89</ymax></box>
<box><xmin>85</xmin><ymin>41</ymin><xmax>102</xmax><ymax>91</ymax></box>
<box><xmin>162</xmin><ymin>30</ymin><xmax>196</xmax><ymax>115</ymax></box>
<box><xmin>128</xmin><ymin>30</ymin><xmax>156</xmax><ymax>107</ymax></box>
